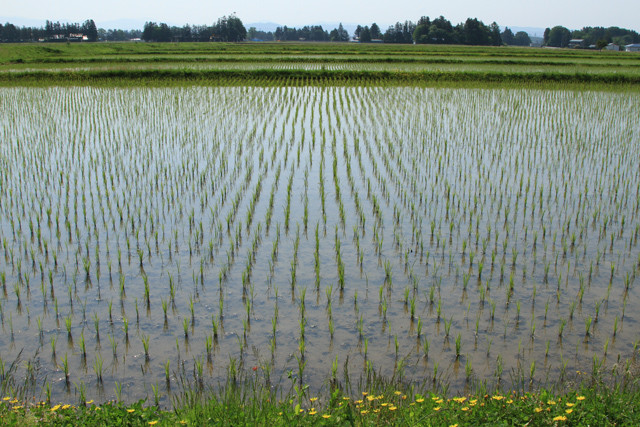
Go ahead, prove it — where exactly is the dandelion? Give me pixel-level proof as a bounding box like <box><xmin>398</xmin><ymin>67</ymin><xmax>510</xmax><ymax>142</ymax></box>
<box><xmin>322</xmin><ymin>414</ymin><xmax>331</xmax><ymax>419</ymax></box>
<box><xmin>127</xmin><ymin>409</ymin><xmax>135</xmax><ymax>413</ymax></box>
<box><xmin>534</xmin><ymin>407</ymin><xmax>543</xmax><ymax>413</ymax></box>
<box><xmin>566</xmin><ymin>409</ymin><xmax>573</xmax><ymax>414</ymax></box>
<box><xmin>553</xmin><ymin>415</ymin><xmax>567</xmax><ymax>421</ymax></box>
<box><xmin>461</xmin><ymin>407</ymin><xmax>469</xmax><ymax>411</ymax></box>
<box><xmin>566</xmin><ymin>402</ymin><xmax>574</xmax><ymax>407</ymax></box>
<box><xmin>310</xmin><ymin>397</ymin><xmax>318</xmax><ymax>402</ymax></box>
<box><xmin>453</xmin><ymin>397</ymin><xmax>467</xmax><ymax>403</ymax></box>
<box><xmin>62</xmin><ymin>404</ymin><xmax>71</xmax><ymax>409</ymax></box>
<box><xmin>434</xmin><ymin>407</ymin><xmax>441</xmax><ymax>411</ymax></box>
<box><xmin>389</xmin><ymin>406</ymin><xmax>397</xmax><ymax>411</ymax></box>
<box><xmin>361</xmin><ymin>410</ymin><xmax>369</xmax><ymax>415</ymax></box>
<box><xmin>51</xmin><ymin>404</ymin><xmax>61</xmax><ymax>412</ymax></box>
<box><xmin>86</xmin><ymin>400</ymin><xmax>94</xmax><ymax>405</ymax></box>
<box><xmin>576</xmin><ymin>396</ymin><xmax>586</xmax><ymax>401</ymax></box>
<box><xmin>148</xmin><ymin>422</ymin><xmax>159</xmax><ymax>426</ymax></box>
<box><xmin>309</xmin><ymin>408</ymin><xmax>317</xmax><ymax>415</ymax></box>
<box><xmin>492</xmin><ymin>395</ymin><xmax>504</xmax><ymax>401</ymax></box>
<box><xmin>416</xmin><ymin>398</ymin><xmax>425</xmax><ymax>403</ymax></box>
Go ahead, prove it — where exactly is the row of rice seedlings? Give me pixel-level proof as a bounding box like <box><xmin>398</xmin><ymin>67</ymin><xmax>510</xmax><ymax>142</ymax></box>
<box><xmin>0</xmin><ymin>86</ymin><xmax>638</xmax><ymax>403</ymax></box>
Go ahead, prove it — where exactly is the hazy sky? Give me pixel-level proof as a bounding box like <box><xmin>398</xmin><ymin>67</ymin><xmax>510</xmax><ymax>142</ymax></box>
<box><xmin>4</xmin><ymin>0</ymin><xmax>640</xmax><ymax>32</ymax></box>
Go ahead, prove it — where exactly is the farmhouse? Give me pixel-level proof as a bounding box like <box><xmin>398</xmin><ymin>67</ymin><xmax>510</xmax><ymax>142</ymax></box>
<box><xmin>626</xmin><ymin>44</ymin><xmax>640</xmax><ymax>52</ymax></box>
<box><xmin>568</xmin><ymin>39</ymin><xmax>584</xmax><ymax>48</ymax></box>
<box><xmin>605</xmin><ymin>43</ymin><xmax>619</xmax><ymax>51</ymax></box>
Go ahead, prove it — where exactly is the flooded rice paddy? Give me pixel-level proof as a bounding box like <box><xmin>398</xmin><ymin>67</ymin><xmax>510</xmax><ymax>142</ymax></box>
<box><xmin>0</xmin><ymin>86</ymin><xmax>639</xmax><ymax>404</ymax></box>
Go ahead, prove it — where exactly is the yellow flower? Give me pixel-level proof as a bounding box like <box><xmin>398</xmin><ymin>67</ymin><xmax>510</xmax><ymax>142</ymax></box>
<box><xmin>534</xmin><ymin>407</ymin><xmax>543</xmax><ymax>413</ymax></box>
<box><xmin>576</xmin><ymin>396</ymin><xmax>585</xmax><ymax>401</ymax></box>
<box><xmin>389</xmin><ymin>406</ymin><xmax>397</xmax><ymax>411</ymax></box>
<box><xmin>86</xmin><ymin>400</ymin><xmax>94</xmax><ymax>405</ymax></box>
<box><xmin>355</xmin><ymin>399</ymin><xmax>363</xmax><ymax>404</ymax></box>
<box><xmin>342</xmin><ymin>397</ymin><xmax>350</xmax><ymax>401</ymax></box>
<box><xmin>506</xmin><ymin>399</ymin><xmax>513</xmax><ymax>404</ymax></box>
<box><xmin>127</xmin><ymin>409</ymin><xmax>135</xmax><ymax>413</ymax></box>
<box><xmin>62</xmin><ymin>404</ymin><xmax>71</xmax><ymax>409</ymax></box>
<box><xmin>362</xmin><ymin>392</ymin><xmax>368</xmax><ymax>396</ymax></box>
<box><xmin>394</xmin><ymin>391</ymin><xmax>402</xmax><ymax>395</ymax></box>
<box><xmin>10</xmin><ymin>399</ymin><xmax>18</xmax><ymax>404</ymax></box>
<box><xmin>566</xmin><ymin>409</ymin><xmax>573</xmax><ymax>414</ymax></box>
<box><xmin>179</xmin><ymin>421</ymin><xmax>187</xmax><ymax>425</ymax></box>
<box><xmin>373</xmin><ymin>409</ymin><xmax>380</xmax><ymax>413</ymax></box>
<box><xmin>416</xmin><ymin>398</ymin><xmax>425</xmax><ymax>403</ymax></box>
<box><xmin>322</xmin><ymin>414</ymin><xmax>331</xmax><ymax>419</ymax></box>
<box><xmin>547</xmin><ymin>400</ymin><xmax>556</xmax><ymax>405</ymax></box>
<box><xmin>453</xmin><ymin>397</ymin><xmax>467</xmax><ymax>403</ymax></box>
<box><xmin>449</xmin><ymin>424</ymin><xmax>458</xmax><ymax>427</ymax></box>
<box><xmin>470</xmin><ymin>399</ymin><xmax>478</xmax><ymax>406</ymax></box>
<box><xmin>381</xmin><ymin>403</ymin><xmax>388</xmax><ymax>407</ymax></box>
<box><xmin>13</xmin><ymin>405</ymin><xmax>23</xmax><ymax>410</ymax></box>
<box><xmin>434</xmin><ymin>407</ymin><xmax>441</xmax><ymax>411</ymax></box>
<box><xmin>309</xmin><ymin>409</ymin><xmax>317</xmax><ymax>415</ymax></box>
<box><xmin>461</xmin><ymin>407</ymin><xmax>469</xmax><ymax>411</ymax></box>
<box><xmin>367</xmin><ymin>395</ymin><xmax>375</xmax><ymax>401</ymax></box>
<box><xmin>566</xmin><ymin>402</ymin><xmax>574</xmax><ymax>407</ymax></box>
<box><xmin>2</xmin><ymin>397</ymin><xmax>10</xmax><ymax>401</ymax></box>
<box><xmin>435</xmin><ymin>398</ymin><xmax>444</xmax><ymax>404</ymax></box>
<box><xmin>51</xmin><ymin>404</ymin><xmax>61</xmax><ymax>412</ymax></box>
<box><xmin>360</xmin><ymin>410</ymin><xmax>369</xmax><ymax>415</ymax></box>
<box><xmin>553</xmin><ymin>415</ymin><xmax>567</xmax><ymax>421</ymax></box>
<box><xmin>492</xmin><ymin>395</ymin><xmax>504</xmax><ymax>401</ymax></box>
<box><xmin>148</xmin><ymin>422</ymin><xmax>159</xmax><ymax>426</ymax></box>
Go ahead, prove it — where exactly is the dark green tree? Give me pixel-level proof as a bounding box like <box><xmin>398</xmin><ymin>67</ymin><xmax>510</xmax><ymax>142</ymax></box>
<box><xmin>413</xmin><ymin>16</ymin><xmax>431</xmax><ymax>44</ymax></box>
<box><xmin>501</xmin><ymin>27</ymin><xmax>514</xmax><ymax>45</ymax></box>
<box><xmin>142</xmin><ymin>22</ymin><xmax>156</xmax><ymax>41</ymax></box>
<box><xmin>82</xmin><ymin>19</ymin><xmax>98</xmax><ymax>41</ymax></box>
<box><xmin>546</xmin><ymin>26</ymin><xmax>571</xmax><ymax>47</ymax></box>
<box><xmin>360</xmin><ymin>26</ymin><xmax>371</xmax><ymax>42</ymax></box>
<box><xmin>513</xmin><ymin>31</ymin><xmax>531</xmax><ymax>46</ymax></box>
<box><xmin>370</xmin><ymin>23</ymin><xmax>381</xmax><ymax>39</ymax></box>
<box><xmin>213</xmin><ymin>14</ymin><xmax>246</xmax><ymax>42</ymax></box>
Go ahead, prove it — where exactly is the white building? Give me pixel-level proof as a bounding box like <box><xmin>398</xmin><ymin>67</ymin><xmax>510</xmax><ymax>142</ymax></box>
<box><xmin>626</xmin><ymin>44</ymin><xmax>640</xmax><ymax>52</ymax></box>
<box><xmin>605</xmin><ymin>43</ymin><xmax>619</xmax><ymax>51</ymax></box>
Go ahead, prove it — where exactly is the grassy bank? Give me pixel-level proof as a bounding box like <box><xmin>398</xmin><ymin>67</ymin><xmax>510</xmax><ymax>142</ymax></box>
<box><xmin>1</xmin><ymin>381</ymin><xmax>638</xmax><ymax>425</ymax></box>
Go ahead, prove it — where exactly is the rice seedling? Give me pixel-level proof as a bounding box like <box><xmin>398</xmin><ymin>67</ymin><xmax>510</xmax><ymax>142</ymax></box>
<box><xmin>0</xmin><ymin>82</ymin><xmax>638</xmax><ymax>407</ymax></box>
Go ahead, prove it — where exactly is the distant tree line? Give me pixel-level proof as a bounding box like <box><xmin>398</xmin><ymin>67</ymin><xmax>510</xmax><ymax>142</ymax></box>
<box><xmin>0</xmin><ymin>19</ymin><xmax>98</xmax><ymax>42</ymax></box>
<box><xmin>542</xmin><ymin>25</ymin><xmax>640</xmax><ymax>48</ymax></box>
<box><xmin>411</xmin><ymin>16</ymin><xmax>501</xmax><ymax>45</ymax></box>
<box><xmin>142</xmin><ymin>15</ymin><xmax>246</xmax><ymax>42</ymax></box>
<box><xmin>1</xmin><ymin>14</ymin><xmax>639</xmax><ymax>48</ymax></box>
